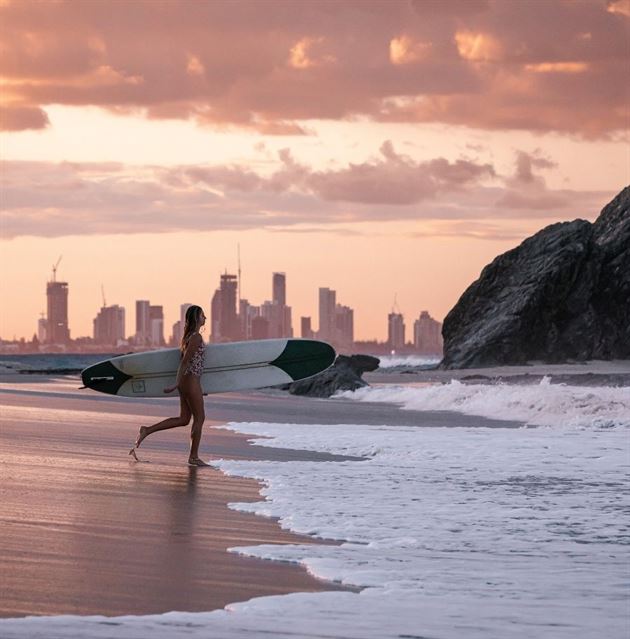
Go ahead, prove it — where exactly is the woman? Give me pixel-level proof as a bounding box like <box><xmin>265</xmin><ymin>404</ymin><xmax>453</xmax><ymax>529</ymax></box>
<box><xmin>129</xmin><ymin>305</ymin><xmax>208</xmax><ymax>466</ymax></box>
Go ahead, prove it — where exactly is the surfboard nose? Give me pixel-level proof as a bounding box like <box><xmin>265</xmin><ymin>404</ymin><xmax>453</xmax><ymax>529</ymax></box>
<box><xmin>81</xmin><ymin>360</ymin><xmax>132</xmax><ymax>395</ymax></box>
<box><xmin>270</xmin><ymin>339</ymin><xmax>336</xmax><ymax>380</ymax></box>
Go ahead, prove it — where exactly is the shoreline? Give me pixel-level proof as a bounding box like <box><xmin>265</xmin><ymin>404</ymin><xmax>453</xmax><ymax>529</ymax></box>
<box><xmin>0</xmin><ymin>382</ymin><xmax>358</xmax><ymax>619</ymax></box>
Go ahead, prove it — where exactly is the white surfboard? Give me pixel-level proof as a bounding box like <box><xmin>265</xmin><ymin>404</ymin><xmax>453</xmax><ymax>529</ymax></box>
<box><xmin>81</xmin><ymin>338</ymin><xmax>335</xmax><ymax>398</ymax></box>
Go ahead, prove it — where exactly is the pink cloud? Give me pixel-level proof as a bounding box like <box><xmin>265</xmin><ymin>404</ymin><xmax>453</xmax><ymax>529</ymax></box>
<box><xmin>0</xmin><ymin>0</ymin><xmax>626</xmax><ymax>135</ymax></box>
<box><xmin>0</xmin><ymin>105</ymin><xmax>49</xmax><ymax>131</ymax></box>
<box><xmin>0</xmin><ymin>149</ymin><xmax>617</xmax><ymax>239</ymax></box>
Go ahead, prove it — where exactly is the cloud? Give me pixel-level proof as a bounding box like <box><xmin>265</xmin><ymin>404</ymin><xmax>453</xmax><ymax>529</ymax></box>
<box><xmin>305</xmin><ymin>142</ymin><xmax>495</xmax><ymax>204</ymax></box>
<box><xmin>0</xmin><ymin>0</ymin><xmax>627</xmax><ymax>135</ymax></box>
<box><xmin>0</xmin><ymin>104</ymin><xmax>49</xmax><ymax>131</ymax></box>
<box><xmin>0</xmin><ymin>147</ymin><xmax>615</xmax><ymax>240</ymax></box>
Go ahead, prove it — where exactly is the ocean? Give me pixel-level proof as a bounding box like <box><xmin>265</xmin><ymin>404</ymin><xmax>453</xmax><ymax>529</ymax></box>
<box><xmin>0</xmin><ymin>353</ymin><xmax>116</xmax><ymax>375</ymax></box>
<box><xmin>1</xmin><ymin>376</ymin><xmax>628</xmax><ymax>638</ymax></box>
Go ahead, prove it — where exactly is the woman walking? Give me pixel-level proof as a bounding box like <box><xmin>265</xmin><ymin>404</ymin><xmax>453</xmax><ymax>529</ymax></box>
<box><xmin>130</xmin><ymin>305</ymin><xmax>208</xmax><ymax>466</ymax></box>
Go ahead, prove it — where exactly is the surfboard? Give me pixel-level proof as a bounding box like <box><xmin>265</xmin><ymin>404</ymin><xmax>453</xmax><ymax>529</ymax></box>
<box><xmin>81</xmin><ymin>338</ymin><xmax>335</xmax><ymax>398</ymax></box>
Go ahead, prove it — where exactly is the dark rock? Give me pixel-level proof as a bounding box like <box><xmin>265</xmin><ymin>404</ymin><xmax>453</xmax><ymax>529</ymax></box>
<box><xmin>288</xmin><ymin>354</ymin><xmax>380</xmax><ymax>398</ymax></box>
<box><xmin>441</xmin><ymin>186</ymin><xmax>630</xmax><ymax>368</ymax></box>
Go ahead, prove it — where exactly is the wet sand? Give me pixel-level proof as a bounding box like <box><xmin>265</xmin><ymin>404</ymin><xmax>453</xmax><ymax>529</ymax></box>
<box><xmin>0</xmin><ymin>380</ymin><xmax>356</xmax><ymax>618</ymax></box>
<box><xmin>0</xmin><ymin>376</ymin><xmax>525</xmax><ymax>619</ymax></box>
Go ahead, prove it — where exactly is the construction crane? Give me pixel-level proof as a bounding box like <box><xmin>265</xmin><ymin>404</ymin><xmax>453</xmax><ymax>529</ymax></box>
<box><xmin>51</xmin><ymin>255</ymin><xmax>62</xmax><ymax>282</ymax></box>
<box><xmin>101</xmin><ymin>284</ymin><xmax>107</xmax><ymax>308</ymax></box>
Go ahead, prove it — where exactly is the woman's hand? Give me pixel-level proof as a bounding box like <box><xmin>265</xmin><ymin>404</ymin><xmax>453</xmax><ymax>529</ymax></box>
<box><xmin>163</xmin><ymin>385</ymin><xmax>178</xmax><ymax>394</ymax></box>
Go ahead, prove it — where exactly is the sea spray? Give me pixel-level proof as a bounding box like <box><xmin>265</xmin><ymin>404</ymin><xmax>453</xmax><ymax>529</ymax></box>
<box><xmin>337</xmin><ymin>377</ymin><xmax>630</xmax><ymax>429</ymax></box>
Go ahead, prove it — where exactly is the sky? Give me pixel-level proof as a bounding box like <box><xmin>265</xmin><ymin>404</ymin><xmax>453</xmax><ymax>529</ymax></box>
<box><xmin>1</xmin><ymin>0</ymin><xmax>629</xmax><ymax>342</ymax></box>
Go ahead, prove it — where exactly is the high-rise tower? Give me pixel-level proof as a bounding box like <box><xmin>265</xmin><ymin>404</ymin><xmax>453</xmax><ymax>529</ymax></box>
<box><xmin>135</xmin><ymin>301</ymin><xmax>150</xmax><ymax>345</ymax></box>
<box><xmin>272</xmin><ymin>272</ymin><xmax>286</xmax><ymax>306</ymax></box>
<box><xmin>211</xmin><ymin>272</ymin><xmax>240</xmax><ymax>342</ymax></box>
<box><xmin>387</xmin><ymin>313</ymin><xmax>405</xmax><ymax>350</ymax></box>
<box><xmin>46</xmin><ymin>281</ymin><xmax>70</xmax><ymax>344</ymax></box>
<box><xmin>44</xmin><ymin>256</ymin><xmax>70</xmax><ymax>344</ymax></box>
<box><xmin>318</xmin><ymin>287</ymin><xmax>336</xmax><ymax>341</ymax></box>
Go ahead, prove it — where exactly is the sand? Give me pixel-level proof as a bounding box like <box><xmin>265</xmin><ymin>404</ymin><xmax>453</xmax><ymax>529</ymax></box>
<box><xmin>0</xmin><ymin>375</ymin><xmax>525</xmax><ymax>618</ymax></box>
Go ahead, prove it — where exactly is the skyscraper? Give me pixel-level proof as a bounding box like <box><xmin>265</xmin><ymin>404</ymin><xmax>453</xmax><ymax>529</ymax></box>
<box><xmin>93</xmin><ymin>305</ymin><xmax>126</xmax><ymax>345</ymax></box>
<box><xmin>211</xmin><ymin>272</ymin><xmax>240</xmax><ymax>342</ymax></box>
<box><xmin>316</xmin><ymin>287</ymin><xmax>354</xmax><ymax>349</ymax></box>
<box><xmin>335</xmin><ymin>304</ymin><xmax>354</xmax><ymax>347</ymax></box>
<box><xmin>272</xmin><ymin>272</ymin><xmax>286</xmax><ymax>306</ymax></box>
<box><xmin>301</xmin><ymin>317</ymin><xmax>313</xmax><ymax>339</ymax></box>
<box><xmin>210</xmin><ymin>288</ymin><xmax>222</xmax><ymax>342</ymax></box>
<box><xmin>135</xmin><ymin>300</ymin><xmax>150</xmax><ymax>346</ymax></box>
<box><xmin>46</xmin><ymin>281</ymin><xmax>70</xmax><ymax>344</ymax></box>
<box><xmin>149</xmin><ymin>305</ymin><xmax>165</xmax><ymax>346</ymax></box>
<box><xmin>387</xmin><ymin>312</ymin><xmax>405</xmax><ymax>350</ymax></box>
<box><xmin>251</xmin><ymin>315</ymin><xmax>269</xmax><ymax>339</ymax></box>
<box><xmin>37</xmin><ymin>315</ymin><xmax>47</xmax><ymax>343</ymax></box>
<box><xmin>413</xmin><ymin>311</ymin><xmax>443</xmax><ymax>354</ymax></box>
<box><xmin>318</xmin><ymin>287</ymin><xmax>336</xmax><ymax>341</ymax></box>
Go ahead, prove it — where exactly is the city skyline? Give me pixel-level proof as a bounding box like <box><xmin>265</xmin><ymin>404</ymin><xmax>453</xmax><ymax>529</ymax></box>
<box><xmin>2</xmin><ymin>241</ymin><xmax>472</xmax><ymax>344</ymax></box>
<box><xmin>6</xmin><ymin>265</ymin><xmax>442</xmax><ymax>353</ymax></box>
<box><xmin>1</xmin><ymin>1</ymin><xmax>626</xmax><ymax>348</ymax></box>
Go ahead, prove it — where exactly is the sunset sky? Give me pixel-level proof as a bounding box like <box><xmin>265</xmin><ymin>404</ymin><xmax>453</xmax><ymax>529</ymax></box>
<box><xmin>1</xmin><ymin>0</ymin><xmax>628</xmax><ymax>342</ymax></box>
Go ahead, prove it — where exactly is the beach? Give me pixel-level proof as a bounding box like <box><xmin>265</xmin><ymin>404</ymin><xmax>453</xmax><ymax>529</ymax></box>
<box><xmin>1</xmin><ymin>365</ymin><xmax>629</xmax><ymax>638</ymax></box>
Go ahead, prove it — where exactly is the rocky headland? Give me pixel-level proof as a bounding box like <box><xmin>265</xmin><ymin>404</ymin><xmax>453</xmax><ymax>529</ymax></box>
<box><xmin>440</xmin><ymin>186</ymin><xmax>630</xmax><ymax>369</ymax></box>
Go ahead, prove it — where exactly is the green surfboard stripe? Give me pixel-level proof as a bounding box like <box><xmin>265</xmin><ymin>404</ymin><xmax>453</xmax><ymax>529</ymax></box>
<box><xmin>269</xmin><ymin>340</ymin><xmax>335</xmax><ymax>380</ymax></box>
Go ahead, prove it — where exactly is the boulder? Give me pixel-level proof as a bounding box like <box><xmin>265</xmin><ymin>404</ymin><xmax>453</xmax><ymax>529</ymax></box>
<box><xmin>288</xmin><ymin>354</ymin><xmax>380</xmax><ymax>398</ymax></box>
<box><xmin>441</xmin><ymin>186</ymin><xmax>630</xmax><ymax>368</ymax></box>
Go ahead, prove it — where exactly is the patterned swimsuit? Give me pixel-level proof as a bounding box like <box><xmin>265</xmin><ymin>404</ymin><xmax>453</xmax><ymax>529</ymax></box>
<box><xmin>184</xmin><ymin>335</ymin><xmax>205</xmax><ymax>377</ymax></box>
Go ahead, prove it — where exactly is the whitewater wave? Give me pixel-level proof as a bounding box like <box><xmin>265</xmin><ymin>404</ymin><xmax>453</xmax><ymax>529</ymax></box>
<box><xmin>337</xmin><ymin>377</ymin><xmax>630</xmax><ymax>429</ymax></box>
<box><xmin>375</xmin><ymin>354</ymin><xmax>440</xmax><ymax>369</ymax></box>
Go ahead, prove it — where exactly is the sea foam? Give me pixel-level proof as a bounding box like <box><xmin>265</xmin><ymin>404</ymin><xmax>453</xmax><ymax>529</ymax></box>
<box><xmin>338</xmin><ymin>377</ymin><xmax>630</xmax><ymax>429</ymax></box>
<box><xmin>374</xmin><ymin>354</ymin><xmax>440</xmax><ymax>368</ymax></box>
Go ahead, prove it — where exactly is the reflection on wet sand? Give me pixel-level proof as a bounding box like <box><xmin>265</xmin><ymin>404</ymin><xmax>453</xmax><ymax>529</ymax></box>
<box><xmin>0</xmin><ymin>383</ymin><xmax>350</xmax><ymax>617</ymax></box>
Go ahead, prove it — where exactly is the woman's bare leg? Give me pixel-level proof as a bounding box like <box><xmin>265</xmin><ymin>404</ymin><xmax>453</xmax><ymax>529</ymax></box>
<box><xmin>182</xmin><ymin>378</ymin><xmax>206</xmax><ymax>464</ymax></box>
<box><xmin>132</xmin><ymin>394</ymin><xmax>191</xmax><ymax>451</ymax></box>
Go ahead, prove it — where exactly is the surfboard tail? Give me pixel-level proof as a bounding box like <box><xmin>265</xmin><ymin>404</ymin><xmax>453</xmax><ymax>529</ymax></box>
<box><xmin>81</xmin><ymin>360</ymin><xmax>133</xmax><ymax>395</ymax></box>
<box><xmin>270</xmin><ymin>339</ymin><xmax>336</xmax><ymax>380</ymax></box>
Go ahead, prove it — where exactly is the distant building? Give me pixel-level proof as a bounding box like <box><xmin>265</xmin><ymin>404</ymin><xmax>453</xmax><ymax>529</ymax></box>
<box><xmin>211</xmin><ymin>272</ymin><xmax>240</xmax><ymax>342</ymax></box>
<box><xmin>210</xmin><ymin>288</ymin><xmax>222</xmax><ymax>341</ymax></box>
<box><xmin>317</xmin><ymin>287</ymin><xmax>354</xmax><ymax>350</ymax></box>
<box><xmin>135</xmin><ymin>300</ymin><xmax>151</xmax><ymax>346</ymax></box>
<box><xmin>238</xmin><ymin>299</ymin><xmax>254</xmax><ymax>340</ymax></box>
<box><xmin>272</xmin><ymin>272</ymin><xmax>286</xmax><ymax>306</ymax></box>
<box><xmin>387</xmin><ymin>312</ymin><xmax>405</xmax><ymax>350</ymax></box>
<box><xmin>170</xmin><ymin>321</ymin><xmax>181</xmax><ymax>347</ymax></box>
<box><xmin>301</xmin><ymin>316</ymin><xmax>313</xmax><ymax>339</ymax></box>
<box><xmin>251</xmin><ymin>315</ymin><xmax>269</xmax><ymax>340</ymax></box>
<box><xmin>46</xmin><ymin>281</ymin><xmax>70</xmax><ymax>344</ymax></box>
<box><xmin>413</xmin><ymin>311</ymin><xmax>443</xmax><ymax>354</ymax></box>
<box><xmin>37</xmin><ymin>316</ymin><xmax>47</xmax><ymax>343</ymax></box>
<box><xmin>93</xmin><ymin>305</ymin><xmax>125</xmax><ymax>346</ymax></box>
<box><xmin>149</xmin><ymin>305</ymin><xmax>164</xmax><ymax>346</ymax></box>
<box><xmin>171</xmin><ymin>302</ymin><xmax>193</xmax><ymax>345</ymax></box>
<box><xmin>318</xmin><ymin>287</ymin><xmax>336</xmax><ymax>341</ymax></box>
<box><xmin>260</xmin><ymin>300</ymin><xmax>292</xmax><ymax>338</ymax></box>
<box><xmin>335</xmin><ymin>304</ymin><xmax>354</xmax><ymax>348</ymax></box>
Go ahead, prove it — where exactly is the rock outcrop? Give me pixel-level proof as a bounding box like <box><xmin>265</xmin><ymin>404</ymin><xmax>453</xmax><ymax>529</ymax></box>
<box><xmin>441</xmin><ymin>186</ymin><xmax>630</xmax><ymax>369</ymax></box>
<box><xmin>288</xmin><ymin>354</ymin><xmax>380</xmax><ymax>397</ymax></box>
